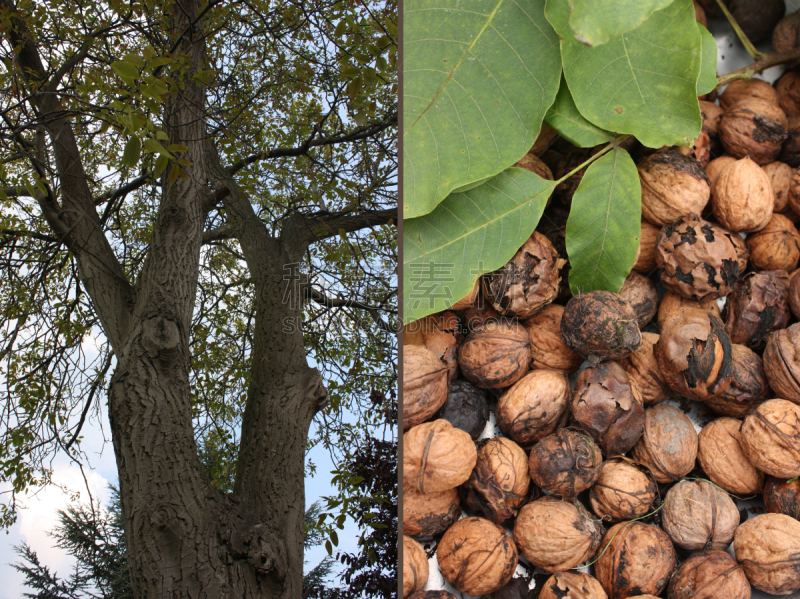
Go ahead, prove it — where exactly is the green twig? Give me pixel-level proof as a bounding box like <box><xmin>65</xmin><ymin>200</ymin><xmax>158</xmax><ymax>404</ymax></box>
<box><xmin>554</xmin><ymin>135</ymin><xmax>630</xmax><ymax>186</ymax></box>
<box><xmin>716</xmin><ymin>48</ymin><xmax>800</xmax><ymax>89</ymax></box>
<box><xmin>715</xmin><ymin>0</ymin><xmax>765</xmax><ymax>60</ymax></box>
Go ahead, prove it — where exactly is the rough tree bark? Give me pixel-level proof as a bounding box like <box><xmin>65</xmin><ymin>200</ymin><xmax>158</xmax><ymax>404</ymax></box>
<box><xmin>0</xmin><ymin>1</ymin><xmax>395</xmax><ymax>597</ymax></box>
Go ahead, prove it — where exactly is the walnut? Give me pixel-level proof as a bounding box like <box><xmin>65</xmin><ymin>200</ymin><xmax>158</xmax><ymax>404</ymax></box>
<box><xmin>537</xmin><ymin>204</ymin><xmax>572</xmax><ymax>302</ymax></box>
<box><xmin>589</xmin><ymin>458</ymin><xmax>657</xmax><ymax>523</ymax></box>
<box><xmin>461</xmin><ymin>437</ymin><xmax>530</xmax><ymax>525</ymax></box>
<box><xmin>667</xmin><ymin>551</ymin><xmax>751</xmax><ymax>599</ymax></box>
<box><xmin>483</xmin><ymin>578</ymin><xmax>534</xmax><ymax>599</ymax></box>
<box><xmin>403</xmin><ymin>419</ymin><xmax>477</xmax><ymax>494</ymax></box>
<box><xmin>514</xmin><ymin>152</ymin><xmax>554</xmax><ymax>180</ymax></box>
<box><xmin>780</xmin><ymin>115</ymin><xmax>800</xmax><ymax>166</ymax></box>
<box><xmin>594</xmin><ymin>521</ymin><xmax>676</xmax><ymax>599</ymax></box>
<box><xmin>763</xmin><ymin>323</ymin><xmax>800</xmax><ymax>404</ymax></box>
<box><xmin>571</xmin><ymin>362</ymin><xmax>645</xmax><ymax>456</ymax></box>
<box><xmin>409</xmin><ymin>593</ymin><xmax>455</xmax><ymax>599</ymax></box>
<box><xmin>787</xmin><ymin>167</ymin><xmax>800</xmax><ymax>216</ymax></box>
<box><xmin>679</xmin><ymin>129</ymin><xmax>712</xmax><ymax>167</ymax></box>
<box><xmin>404</xmin><ymin>345</ymin><xmax>450</xmax><ymax>431</ymax></box>
<box><xmin>774</xmin><ymin>14</ymin><xmax>800</xmax><ymax>54</ymax></box>
<box><xmin>655</xmin><ymin>307</ymin><xmax>733</xmax><ymax>401</ymax></box>
<box><xmin>704</xmin><ymin>344</ymin><xmax>769</xmax><ymax>418</ymax></box>
<box><xmin>726</xmin><ymin>0</ymin><xmax>785</xmax><ymax>44</ymax></box>
<box><xmin>700</xmin><ymin>100</ymin><xmax>724</xmax><ymax>135</ymax></box>
<box><xmin>719</xmin><ymin>79</ymin><xmax>780</xmax><ymax>111</ymax></box>
<box><xmin>762</xmin><ymin>161</ymin><xmax>794</xmax><ymax>212</ymax></box>
<box><xmin>740</xmin><ymin>399</ymin><xmax>800</xmax><ymax>479</ymax></box>
<box><xmin>403</xmin><ymin>535</ymin><xmax>429</xmax><ymax>598</ymax></box>
<box><xmin>538</xmin><ymin>572</ymin><xmax>607</xmax><ymax>599</ymax></box>
<box><xmin>522</xmin><ymin>304</ymin><xmax>582</xmax><ymax>373</ymax></box>
<box><xmin>618</xmin><ymin>272</ymin><xmax>658</xmax><ymax>328</ymax></box>
<box><xmin>513</xmin><ymin>497</ymin><xmax>603</xmax><ymax>573</ymax></box>
<box><xmin>495</xmin><ymin>369</ymin><xmax>570</xmax><ymax>447</ymax></box>
<box><xmin>723</xmin><ymin>270</ymin><xmax>790</xmax><ymax>349</ymax></box>
<box><xmin>662</xmin><ymin>479</ymin><xmax>739</xmax><ymax>551</ymax></box>
<box><xmin>436</xmin><ymin>379</ymin><xmax>490</xmax><ymax>440</ymax></box>
<box><xmin>712</xmin><ymin>157</ymin><xmax>774</xmax><ymax>231</ymax></box>
<box><xmin>698</xmin><ymin>417</ymin><xmax>764</xmax><ymax>494</ymax></box>
<box><xmin>418</xmin><ymin>312</ymin><xmax>460</xmax><ymax>382</ymax></box>
<box><xmin>638</xmin><ymin>150</ymin><xmax>711</xmax><ymax>226</ymax></box>
<box><xmin>483</xmin><ymin>232</ymin><xmax>564</xmax><ymax>318</ymax></box>
<box><xmin>720</xmin><ymin>98</ymin><xmax>788</xmax><ymax>165</ymax></box>
<box><xmin>791</xmin><ymin>270</ymin><xmax>800</xmax><ymax>319</ymax></box>
<box><xmin>655</xmin><ymin>214</ymin><xmax>742</xmax><ymax>301</ymax></box>
<box><xmin>657</xmin><ymin>290</ymin><xmax>721</xmax><ymax>328</ymax></box>
<box><xmin>450</xmin><ymin>278</ymin><xmax>480</xmax><ymax>311</ymax></box>
<box><xmin>561</xmin><ymin>291</ymin><xmax>641</xmax><ymax>364</ymax></box>
<box><xmin>764</xmin><ymin>476</ymin><xmax>800</xmax><ymax>520</ymax></box>
<box><xmin>746</xmin><ymin>212</ymin><xmax>800</xmax><ymax>271</ymax></box>
<box><xmin>779</xmin><ymin>72</ymin><xmax>800</xmax><ymax>122</ymax></box>
<box><xmin>403</xmin><ymin>483</ymin><xmax>460</xmax><ymax>537</ymax></box>
<box><xmin>458</xmin><ymin>321</ymin><xmax>530</xmax><ymax>389</ymax></box>
<box><xmin>623</xmin><ymin>332</ymin><xmax>670</xmax><ymax>406</ymax></box>
<box><xmin>528</xmin><ymin>429</ymin><xmax>602</xmax><ymax>497</ymax></box>
<box><xmin>631</xmin><ymin>404</ymin><xmax>698</xmax><ymax>483</ymax></box>
<box><xmin>460</xmin><ymin>301</ymin><xmax>502</xmax><ymax>332</ymax></box>
<box><xmin>734</xmin><ymin>513</ymin><xmax>800</xmax><ymax>595</ymax></box>
<box><xmin>437</xmin><ymin>517</ymin><xmax>518</xmax><ymax>596</ymax></box>
<box><xmin>705</xmin><ymin>156</ymin><xmax>737</xmax><ymax>187</ymax></box>
<box><xmin>633</xmin><ymin>220</ymin><xmax>661</xmax><ymax>274</ymax></box>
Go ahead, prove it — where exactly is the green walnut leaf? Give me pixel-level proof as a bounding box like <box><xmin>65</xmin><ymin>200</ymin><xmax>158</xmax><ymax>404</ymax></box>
<box><xmin>567</xmin><ymin>0</ymin><xmax>675</xmax><ymax>47</ymax></box>
<box><xmin>121</xmin><ymin>136</ymin><xmax>141</xmax><ymax>168</ymax></box>
<box><xmin>559</xmin><ymin>0</ymin><xmax>703</xmax><ymax>149</ymax></box>
<box><xmin>696</xmin><ymin>23</ymin><xmax>718</xmax><ymax>96</ymax></box>
<box><xmin>545</xmin><ymin>76</ymin><xmax>613</xmax><ymax>147</ymax></box>
<box><xmin>403</xmin><ymin>0</ymin><xmax>561</xmax><ymax>219</ymax></box>
<box><xmin>566</xmin><ymin>145</ymin><xmax>641</xmax><ymax>294</ymax></box>
<box><xmin>403</xmin><ymin>168</ymin><xmax>555</xmax><ymax>323</ymax></box>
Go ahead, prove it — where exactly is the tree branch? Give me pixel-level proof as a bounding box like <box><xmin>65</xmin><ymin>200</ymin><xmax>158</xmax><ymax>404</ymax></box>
<box><xmin>94</xmin><ymin>171</ymin><xmax>154</xmax><ymax>205</ymax></box>
<box><xmin>306</xmin><ymin>287</ymin><xmax>395</xmax><ymax>334</ymax></box>
<box><xmin>716</xmin><ymin>48</ymin><xmax>800</xmax><ymax>88</ymax></box>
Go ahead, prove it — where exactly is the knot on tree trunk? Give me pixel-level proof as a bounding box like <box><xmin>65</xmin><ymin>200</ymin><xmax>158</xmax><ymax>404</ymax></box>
<box><xmin>141</xmin><ymin>316</ymin><xmax>181</xmax><ymax>358</ymax></box>
<box><xmin>304</xmin><ymin>368</ymin><xmax>329</xmax><ymax>413</ymax></box>
<box><xmin>245</xmin><ymin>524</ymin><xmax>287</xmax><ymax>580</ymax></box>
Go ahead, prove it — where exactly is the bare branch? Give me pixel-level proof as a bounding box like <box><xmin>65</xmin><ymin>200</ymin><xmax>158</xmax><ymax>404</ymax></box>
<box><xmin>306</xmin><ymin>287</ymin><xmax>396</xmax><ymax>334</ymax></box>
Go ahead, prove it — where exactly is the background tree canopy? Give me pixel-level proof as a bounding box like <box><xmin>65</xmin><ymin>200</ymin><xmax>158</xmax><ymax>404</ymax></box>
<box><xmin>0</xmin><ymin>0</ymin><xmax>396</xmax><ymax>596</ymax></box>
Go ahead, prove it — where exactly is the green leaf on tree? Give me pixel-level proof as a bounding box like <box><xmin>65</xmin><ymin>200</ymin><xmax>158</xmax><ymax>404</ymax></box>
<box><xmin>566</xmin><ymin>146</ymin><xmax>641</xmax><ymax>294</ymax></box>
<box><xmin>697</xmin><ymin>24</ymin><xmax>718</xmax><ymax>96</ymax></box>
<box><xmin>122</xmin><ymin>136</ymin><xmax>141</xmax><ymax>168</ymax></box>
<box><xmin>545</xmin><ymin>77</ymin><xmax>613</xmax><ymax>147</ymax></box>
<box><xmin>566</xmin><ymin>0</ymin><xmax>675</xmax><ymax>47</ymax></box>
<box><xmin>403</xmin><ymin>0</ymin><xmax>561</xmax><ymax>219</ymax></box>
<box><xmin>559</xmin><ymin>0</ymin><xmax>702</xmax><ymax>148</ymax></box>
<box><xmin>154</xmin><ymin>154</ymin><xmax>170</xmax><ymax>177</ymax></box>
<box><xmin>143</xmin><ymin>138</ymin><xmax>174</xmax><ymax>158</ymax></box>
<box><xmin>403</xmin><ymin>168</ymin><xmax>554</xmax><ymax>323</ymax></box>
<box><xmin>111</xmin><ymin>61</ymin><xmax>139</xmax><ymax>86</ymax></box>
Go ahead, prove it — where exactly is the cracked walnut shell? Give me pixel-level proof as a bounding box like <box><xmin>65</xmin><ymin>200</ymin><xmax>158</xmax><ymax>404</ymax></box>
<box><xmin>697</xmin><ymin>417</ymin><xmax>764</xmax><ymax>494</ymax></box>
<box><xmin>403</xmin><ymin>419</ymin><xmax>477</xmax><ymax>494</ymax></box>
<box><xmin>437</xmin><ymin>517</ymin><xmax>518</xmax><ymax>596</ymax></box>
<box><xmin>723</xmin><ymin>270</ymin><xmax>790</xmax><ymax>350</ymax></box>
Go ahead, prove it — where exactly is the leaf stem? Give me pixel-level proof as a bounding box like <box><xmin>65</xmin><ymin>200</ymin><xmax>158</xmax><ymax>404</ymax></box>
<box><xmin>715</xmin><ymin>48</ymin><xmax>800</xmax><ymax>88</ymax></box>
<box><xmin>554</xmin><ymin>136</ymin><xmax>630</xmax><ymax>186</ymax></box>
<box><xmin>715</xmin><ymin>0</ymin><xmax>765</xmax><ymax>60</ymax></box>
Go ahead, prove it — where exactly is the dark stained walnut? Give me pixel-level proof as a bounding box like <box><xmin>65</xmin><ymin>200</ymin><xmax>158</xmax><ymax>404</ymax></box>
<box><xmin>623</xmin><ymin>332</ymin><xmax>670</xmax><ymax>407</ymax></box>
<box><xmin>538</xmin><ymin>572</ymin><xmax>607</xmax><ymax>599</ymax></box>
<box><xmin>561</xmin><ymin>291</ymin><xmax>641</xmax><ymax>364</ymax></box>
<box><xmin>484</xmin><ymin>578</ymin><xmax>535</xmax><ymax>599</ymax></box>
<box><xmin>403</xmin><ymin>535</ymin><xmax>429</xmax><ymax>598</ymax></box>
<box><xmin>723</xmin><ymin>270</ymin><xmax>790</xmax><ymax>350</ymax></box>
<box><xmin>764</xmin><ymin>476</ymin><xmax>800</xmax><ymax>520</ymax></box>
<box><xmin>774</xmin><ymin>14</ymin><xmax>800</xmax><ymax>54</ymax></box>
<box><xmin>667</xmin><ymin>551</ymin><xmax>750</xmax><ymax>599</ymax></box>
<box><xmin>631</xmin><ymin>404</ymin><xmax>698</xmax><ymax>483</ymax></box>
<box><xmin>705</xmin><ymin>344</ymin><xmax>769</xmax><ymax>418</ymax></box>
<box><xmin>522</xmin><ymin>304</ymin><xmax>582</xmax><ymax>373</ymax></box>
<box><xmin>633</xmin><ymin>220</ymin><xmax>661</xmax><ymax>274</ymax></box>
<box><xmin>458</xmin><ymin>321</ymin><xmax>530</xmax><ymax>389</ymax></box>
<box><xmin>528</xmin><ymin>429</ymin><xmax>602</xmax><ymax>497</ymax></box>
<box><xmin>403</xmin><ymin>419</ymin><xmax>477</xmax><ymax>494</ymax></box>
<box><xmin>594</xmin><ymin>521</ymin><xmax>676</xmax><ymax>599</ymax></box>
<box><xmin>763</xmin><ymin>322</ymin><xmax>800</xmax><ymax>404</ymax></box>
<box><xmin>661</xmin><ymin>480</ymin><xmax>739</xmax><ymax>552</ymax></box>
<box><xmin>740</xmin><ymin>399</ymin><xmax>800</xmax><ymax>479</ymax></box>
<box><xmin>495</xmin><ymin>369</ymin><xmax>570</xmax><ymax>447</ymax></box>
<box><xmin>698</xmin><ymin>417</ymin><xmax>764</xmax><ymax>495</ymax></box>
<box><xmin>460</xmin><ymin>437</ymin><xmax>530</xmax><ymax>525</ymax></box>
<box><xmin>719</xmin><ymin>98</ymin><xmax>788</xmax><ymax>165</ymax></box>
<box><xmin>482</xmin><ymin>232</ymin><xmax>564</xmax><ymax>319</ymax></box>
<box><xmin>778</xmin><ymin>71</ymin><xmax>800</xmax><ymax>124</ymax></box>
<box><xmin>513</xmin><ymin>497</ymin><xmax>603</xmax><ymax>573</ymax></box>
<box><xmin>638</xmin><ymin>149</ymin><xmax>711</xmax><ymax>226</ymax></box>
<box><xmin>655</xmin><ymin>307</ymin><xmax>733</xmax><ymax>401</ymax></box>
<box><xmin>745</xmin><ymin>212</ymin><xmax>800</xmax><ymax>272</ymax></box>
<box><xmin>655</xmin><ymin>214</ymin><xmax>743</xmax><ymax>301</ymax></box>
<box><xmin>790</xmin><ymin>270</ymin><xmax>800</xmax><ymax>319</ymax></box>
<box><xmin>726</xmin><ymin>0</ymin><xmax>785</xmax><ymax>44</ymax></box>
<box><xmin>719</xmin><ymin>78</ymin><xmax>780</xmax><ymax>111</ymax></box>
<box><xmin>780</xmin><ymin>115</ymin><xmax>800</xmax><ymax>166</ymax></box>
<box><xmin>437</xmin><ymin>517</ymin><xmax>518</xmax><ymax>596</ymax></box>
<box><xmin>711</xmin><ymin>156</ymin><xmax>774</xmax><ymax>232</ymax></box>
<box><xmin>403</xmin><ymin>345</ymin><xmax>450</xmax><ymax>431</ymax></box>
<box><xmin>618</xmin><ymin>272</ymin><xmax>658</xmax><ymax>329</ymax></box>
<box><xmin>589</xmin><ymin>458</ymin><xmax>657</xmax><ymax>523</ymax></box>
<box><xmin>403</xmin><ymin>483</ymin><xmax>460</xmax><ymax>537</ymax></box>
<box><xmin>734</xmin><ymin>513</ymin><xmax>800</xmax><ymax>595</ymax></box>
<box><xmin>436</xmin><ymin>379</ymin><xmax>490</xmax><ymax>440</ymax></box>
<box><xmin>571</xmin><ymin>362</ymin><xmax>645</xmax><ymax>456</ymax></box>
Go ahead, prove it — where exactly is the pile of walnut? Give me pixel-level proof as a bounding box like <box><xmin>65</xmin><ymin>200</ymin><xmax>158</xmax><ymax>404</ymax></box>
<box><xmin>402</xmin><ymin>8</ymin><xmax>800</xmax><ymax>599</ymax></box>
